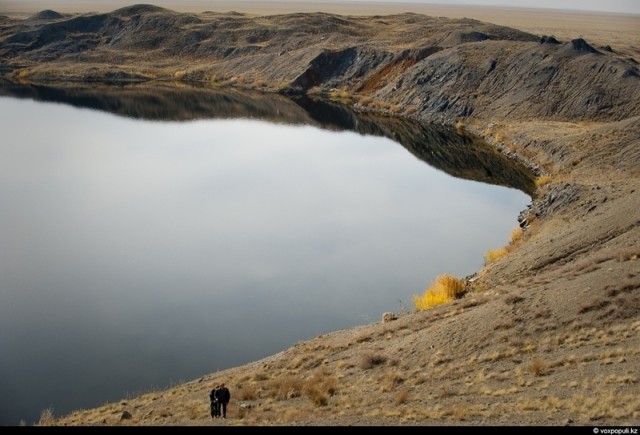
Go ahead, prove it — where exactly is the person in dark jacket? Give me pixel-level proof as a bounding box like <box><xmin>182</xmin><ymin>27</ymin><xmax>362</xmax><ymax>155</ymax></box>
<box><xmin>216</xmin><ymin>383</ymin><xmax>231</xmax><ymax>418</ymax></box>
<box><xmin>209</xmin><ymin>385</ymin><xmax>221</xmax><ymax>418</ymax></box>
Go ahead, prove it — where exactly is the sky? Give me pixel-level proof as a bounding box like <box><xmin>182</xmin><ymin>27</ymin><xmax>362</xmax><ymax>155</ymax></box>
<box><xmin>455</xmin><ymin>0</ymin><xmax>637</xmax><ymax>14</ymax></box>
<box><xmin>355</xmin><ymin>0</ymin><xmax>639</xmax><ymax>14</ymax></box>
<box><xmin>2</xmin><ymin>0</ymin><xmax>639</xmax><ymax>15</ymax></box>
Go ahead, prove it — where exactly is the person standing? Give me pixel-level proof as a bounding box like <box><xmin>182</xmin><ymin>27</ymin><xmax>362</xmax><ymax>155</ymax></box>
<box><xmin>209</xmin><ymin>385</ymin><xmax>220</xmax><ymax>418</ymax></box>
<box><xmin>217</xmin><ymin>383</ymin><xmax>231</xmax><ymax>418</ymax></box>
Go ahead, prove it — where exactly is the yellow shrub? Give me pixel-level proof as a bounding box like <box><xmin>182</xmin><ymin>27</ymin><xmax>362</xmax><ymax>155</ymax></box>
<box><xmin>484</xmin><ymin>247</ymin><xmax>508</xmax><ymax>264</ymax></box>
<box><xmin>510</xmin><ymin>227</ymin><xmax>523</xmax><ymax>244</ymax></box>
<box><xmin>482</xmin><ymin>227</ymin><xmax>523</xmax><ymax>266</ymax></box>
<box><xmin>413</xmin><ymin>274</ymin><xmax>466</xmax><ymax>311</ymax></box>
<box><xmin>494</xmin><ymin>131</ymin><xmax>507</xmax><ymax>143</ymax></box>
<box><xmin>535</xmin><ymin>175</ymin><xmax>552</xmax><ymax>187</ymax></box>
<box><xmin>329</xmin><ymin>88</ymin><xmax>352</xmax><ymax>101</ymax></box>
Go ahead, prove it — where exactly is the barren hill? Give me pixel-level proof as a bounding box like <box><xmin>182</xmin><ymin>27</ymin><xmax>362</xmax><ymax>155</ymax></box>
<box><xmin>1</xmin><ymin>4</ymin><xmax>639</xmax><ymax>426</ymax></box>
<box><xmin>2</xmin><ymin>4</ymin><xmax>639</xmax><ymax>123</ymax></box>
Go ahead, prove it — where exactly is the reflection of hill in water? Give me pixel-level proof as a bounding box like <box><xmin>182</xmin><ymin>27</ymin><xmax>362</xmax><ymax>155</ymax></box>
<box><xmin>293</xmin><ymin>97</ymin><xmax>536</xmax><ymax>196</ymax></box>
<box><xmin>0</xmin><ymin>80</ymin><xmax>535</xmax><ymax>195</ymax></box>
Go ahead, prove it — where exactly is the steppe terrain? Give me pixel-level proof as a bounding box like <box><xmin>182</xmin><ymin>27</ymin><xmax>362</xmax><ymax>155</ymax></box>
<box><xmin>0</xmin><ymin>2</ymin><xmax>638</xmax><ymax>426</ymax></box>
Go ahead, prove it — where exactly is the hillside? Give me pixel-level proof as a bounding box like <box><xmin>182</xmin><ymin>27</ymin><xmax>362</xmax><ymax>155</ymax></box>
<box><xmin>2</xmin><ymin>4</ymin><xmax>639</xmax><ymax>124</ymax></box>
<box><xmin>1</xmin><ymin>4</ymin><xmax>639</xmax><ymax>426</ymax></box>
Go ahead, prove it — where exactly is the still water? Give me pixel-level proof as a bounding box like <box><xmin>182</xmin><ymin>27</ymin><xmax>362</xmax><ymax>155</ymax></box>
<box><xmin>0</xmin><ymin>84</ymin><xmax>532</xmax><ymax>425</ymax></box>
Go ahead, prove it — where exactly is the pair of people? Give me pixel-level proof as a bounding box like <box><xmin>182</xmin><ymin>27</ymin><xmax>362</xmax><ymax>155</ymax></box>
<box><xmin>209</xmin><ymin>383</ymin><xmax>231</xmax><ymax>419</ymax></box>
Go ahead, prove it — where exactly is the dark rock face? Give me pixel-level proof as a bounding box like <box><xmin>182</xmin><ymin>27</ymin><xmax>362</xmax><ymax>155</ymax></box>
<box><xmin>539</xmin><ymin>35</ymin><xmax>560</xmax><ymax>44</ymax></box>
<box><xmin>27</xmin><ymin>10</ymin><xmax>65</xmax><ymax>21</ymax></box>
<box><xmin>111</xmin><ymin>4</ymin><xmax>171</xmax><ymax>17</ymax></box>
<box><xmin>376</xmin><ymin>39</ymin><xmax>639</xmax><ymax>122</ymax></box>
<box><xmin>292</xmin><ymin>47</ymin><xmax>393</xmax><ymax>90</ymax></box>
<box><xmin>568</xmin><ymin>38</ymin><xmax>600</xmax><ymax>54</ymax></box>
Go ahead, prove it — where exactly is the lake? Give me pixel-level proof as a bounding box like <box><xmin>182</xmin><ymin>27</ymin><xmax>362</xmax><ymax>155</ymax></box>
<box><xmin>0</xmin><ymin>82</ymin><xmax>533</xmax><ymax>425</ymax></box>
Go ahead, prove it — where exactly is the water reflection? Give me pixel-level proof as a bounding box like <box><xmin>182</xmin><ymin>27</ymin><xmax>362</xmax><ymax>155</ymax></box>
<box><xmin>0</xmin><ymin>80</ymin><xmax>536</xmax><ymax>195</ymax></box>
<box><xmin>0</xmin><ymin>81</ymin><xmax>533</xmax><ymax>426</ymax></box>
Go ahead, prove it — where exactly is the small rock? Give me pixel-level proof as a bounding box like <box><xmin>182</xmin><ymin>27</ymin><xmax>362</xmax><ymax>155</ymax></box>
<box><xmin>382</xmin><ymin>312</ymin><xmax>397</xmax><ymax>323</ymax></box>
<box><xmin>120</xmin><ymin>410</ymin><xmax>132</xmax><ymax>420</ymax></box>
<box><xmin>539</xmin><ymin>35</ymin><xmax>560</xmax><ymax>44</ymax></box>
<box><xmin>287</xmin><ymin>390</ymin><xmax>301</xmax><ymax>399</ymax></box>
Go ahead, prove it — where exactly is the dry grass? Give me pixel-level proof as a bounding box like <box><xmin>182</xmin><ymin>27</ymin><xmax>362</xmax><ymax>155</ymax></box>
<box><xmin>534</xmin><ymin>307</ymin><xmax>552</xmax><ymax>319</ymax></box>
<box><xmin>304</xmin><ymin>387</ymin><xmax>329</xmax><ymax>407</ymax></box>
<box><xmin>236</xmin><ymin>384</ymin><xmax>258</xmax><ymax>401</ymax></box>
<box><xmin>510</xmin><ymin>227</ymin><xmax>523</xmax><ymax>244</ymax></box>
<box><xmin>413</xmin><ymin>274</ymin><xmax>466</xmax><ymax>311</ymax></box>
<box><xmin>328</xmin><ymin>88</ymin><xmax>354</xmax><ymax>102</ymax></box>
<box><xmin>354</xmin><ymin>332</ymin><xmax>374</xmax><ymax>343</ymax></box>
<box><xmin>266</xmin><ymin>376</ymin><xmax>304</xmax><ymax>400</ymax></box>
<box><xmin>484</xmin><ymin>246</ymin><xmax>508</xmax><ymax>264</ymax></box>
<box><xmin>394</xmin><ymin>390</ymin><xmax>409</xmax><ymax>405</ymax></box>
<box><xmin>359</xmin><ymin>353</ymin><xmax>388</xmax><ymax>370</ymax></box>
<box><xmin>47</xmin><ymin>311</ymin><xmax>640</xmax><ymax>426</ymax></box>
<box><xmin>578</xmin><ymin>394</ymin><xmax>638</xmax><ymax>419</ymax></box>
<box><xmin>484</xmin><ymin>226</ymin><xmax>526</xmax><ymax>265</ymax></box>
<box><xmin>616</xmin><ymin>246</ymin><xmax>640</xmax><ymax>262</ymax></box>
<box><xmin>493</xmin><ymin>131</ymin><xmax>508</xmax><ymax>143</ymax></box>
<box><xmin>504</xmin><ymin>294</ymin><xmax>525</xmax><ymax>305</ymax></box>
<box><xmin>535</xmin><ymin>174</ymin><xmax>553</xmax><ymax>187</ymax></box>
<box><xmin>36</xmin><ymin>407</ymin><xmax>55</xmax><ymax>426</ymax></box>
<box><xmin>527</xmin><ymin>359</ymin><xmax>549</xmax><ymax>376</ymax></box>
<box><xmin>382</xmin><ymin>372</ymin><xmax>405</xmax><ymax>391</ymax></box>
